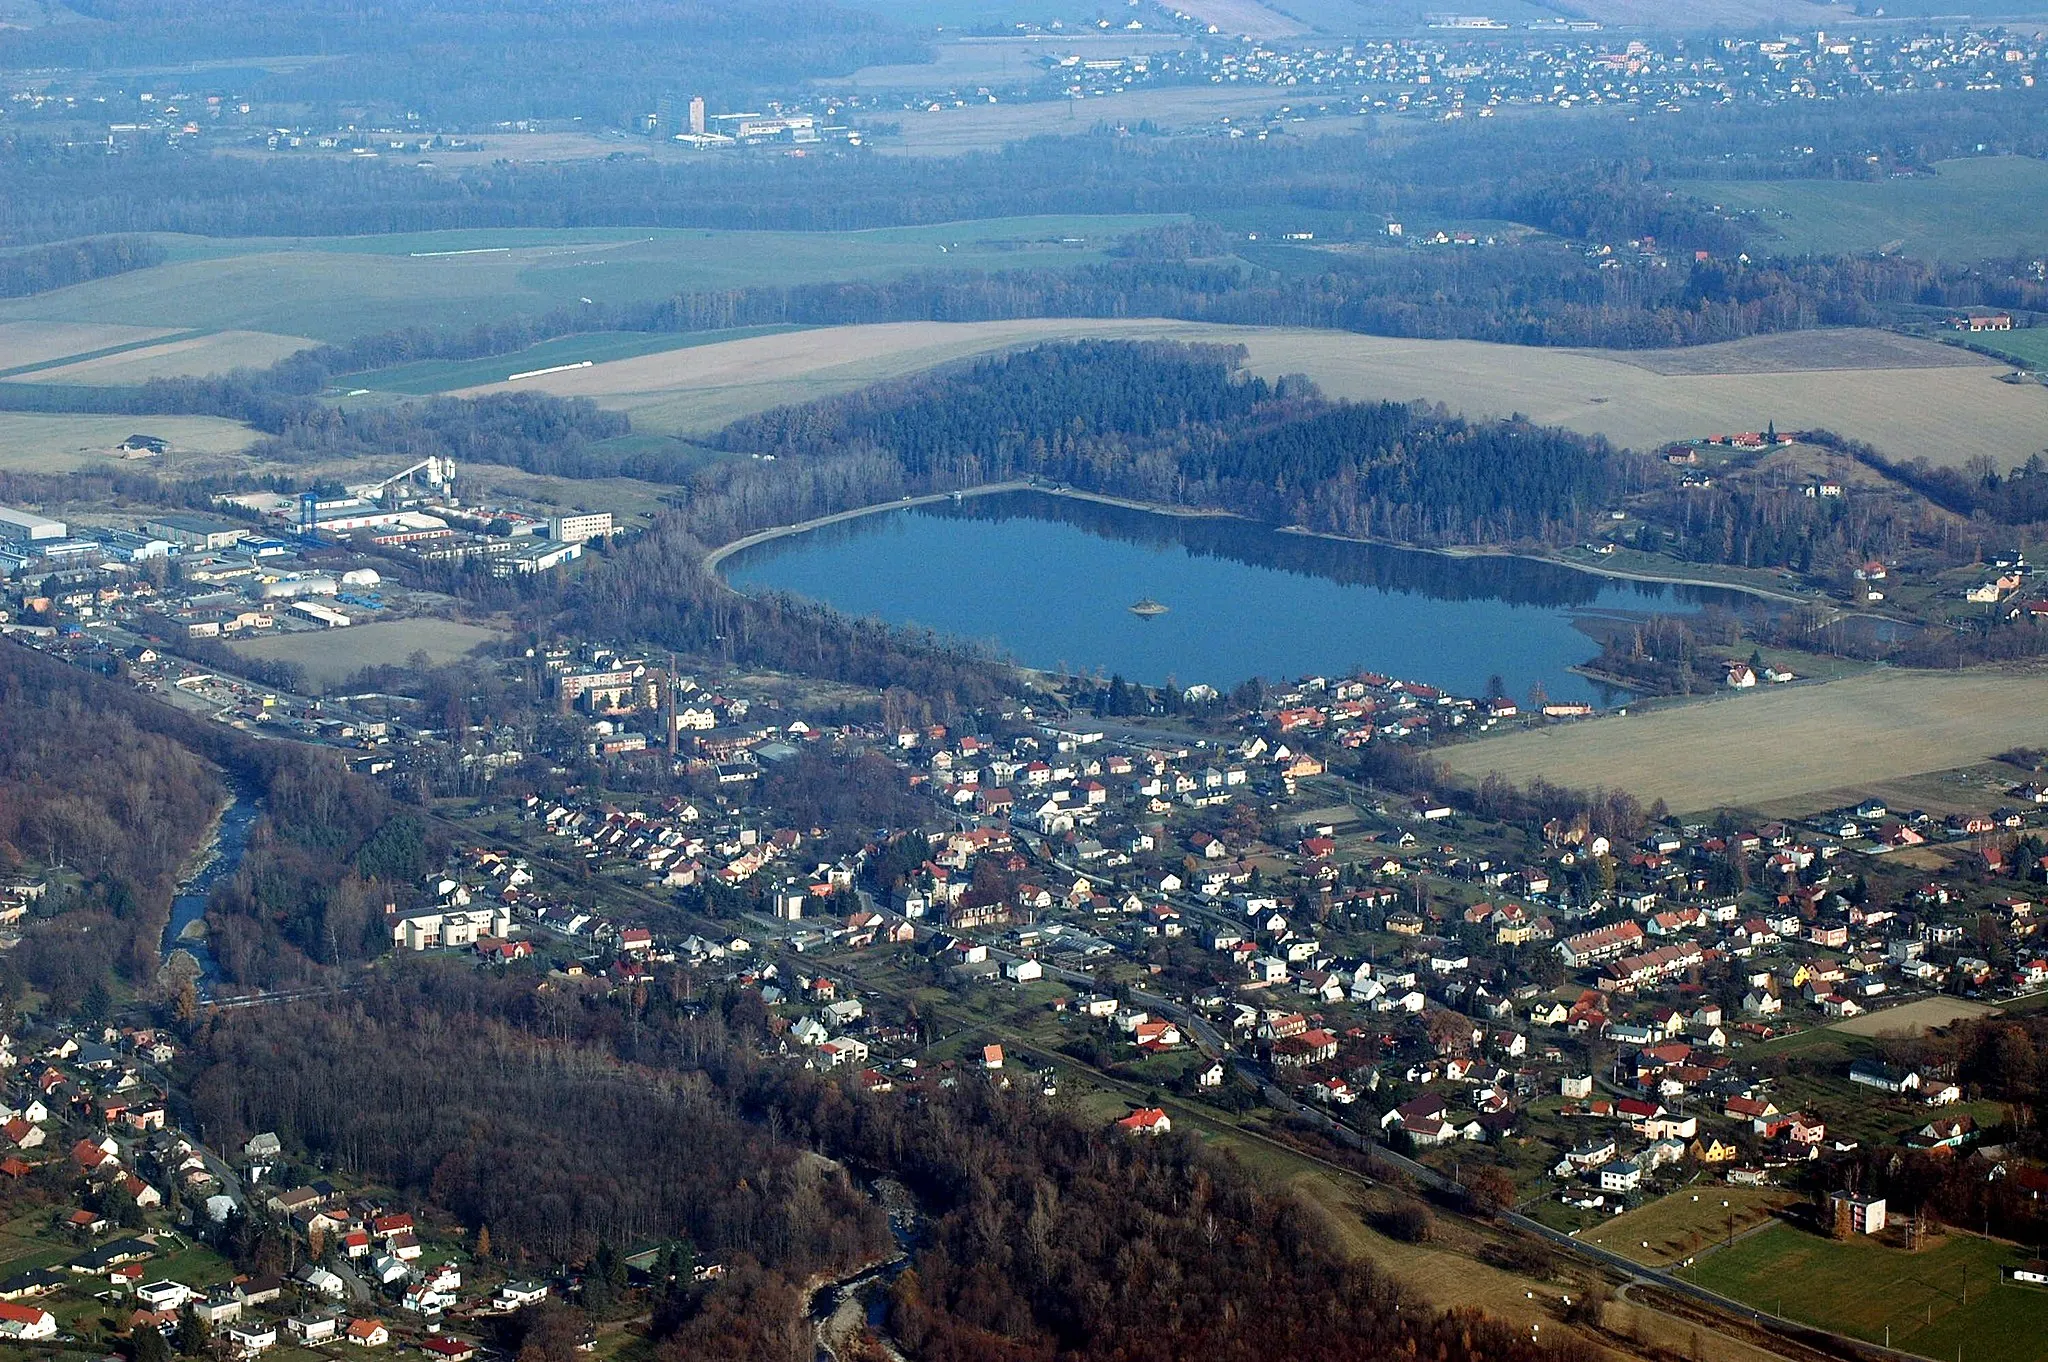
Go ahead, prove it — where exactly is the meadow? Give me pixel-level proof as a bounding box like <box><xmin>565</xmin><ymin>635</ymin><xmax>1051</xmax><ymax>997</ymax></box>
<box><xmin>1690</xmin><ymin>1222</ymin><xmax>2048</xmax><ymax>1362</ymax></box>
<box><xmin>457</xmin><ymin>317</ymin><xmax>2048</xmax><ymax>469</ymax></box>
<box><xmin>1440</xmin><ymin>667</ymin><xmax>2048</xmax><ymax>814</ymax></box>
<box><xmin>0</xmin><ymin>412</ymin><xmax>258</xmax><ymax>471</ymax></box>
<box><xmin>0</xmin><ymin>217</ymin><xmax>1181</xmax><ymax>343</ymax></box>
<box><xmin>1691</xmin><ymin>158</ymin><xmax>2048</xmax><ymax>262</ymax></box>
<box><xmin>1951</xmin><ymin>327</ymin><xmax>2048</xmax><ymax>371</ymax></box>
<box><xmin>229</xmin><ymin>618</ymin><xmax>504</xmax><ymax>686</ymax></box>
<box><xmin>1581</xmin><ymin>1186</ymin><xmax>1799</xmax><ymax>1266</ymax></box>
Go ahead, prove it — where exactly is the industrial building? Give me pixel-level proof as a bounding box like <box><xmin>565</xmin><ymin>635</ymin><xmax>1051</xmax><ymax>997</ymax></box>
<box><xmin>0</xmin><ymin>506</ymin><xmax>67</xmax><ymax>546</ymax></box>
<box><xmin>548</xmin><ymin>512</ymin><xmax>613</xmax><ymax>544</ymax></box>
<box><xmin>143</xmin><ymin>514</ymin><xmax>247</xmax><ymax>551</ymax></box>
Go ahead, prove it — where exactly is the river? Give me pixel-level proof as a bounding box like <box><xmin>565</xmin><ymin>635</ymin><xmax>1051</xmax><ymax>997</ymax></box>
<box><xmin>161</xmin><ymin>785</ymin><xmax>260</xmax><ymax>995</ymax></box>
<box><xmin>721</xmin><ymin>490</ymin><xmax>1758</xmax><ymax>706</ymax></box>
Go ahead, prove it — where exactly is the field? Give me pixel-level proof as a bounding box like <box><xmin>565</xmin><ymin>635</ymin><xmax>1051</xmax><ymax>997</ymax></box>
<box><xmin>229</xmin><ymin>618</ymin><xmax>504</xmax><ymax>685</ymax></box>
<box><xmin>819</xmin><ymin>33</ymin><xmax>1179</xmax><ymax>87</ymax></box>
<box><xmin>1693</xmin><ymin>158</ymin><xmax>2048</xmax><ymax>262</ymax></box>
<box><xmin>1952</xmin><ymin>328</ymin><xmax>2048</xmax><ymax>371</ymax></box>
<box><xmin>1690</xmin><ymin>1222</ymin><xmax>2048</xmax><ymax>1362</ymax></box>
<box><xmin>347</xmin><ymin>326</ymin><xmax>810</xmax><ymax>394</ymax></box>
<box><xmin>0</xmin><ymin>412</ymin><xmax>259</xmax><ymax>471</ymax></box>
<box><xmin>882</xmin><ymin>89</ymin><xmax>1369</xmax><ymax>154</ymax></box>
<box><xmin>1</xmin><ymin>329</ymin><xmax>314</xmax><ymax>383</ymax></box>
<box><xmin>455</xmin><ymin>317</ymin><xmax>2048</xmax><ymax>468</ymax></box>
<box><xmin>1581</xmin><ymin>1186</ymin><xmax>1799</xmax><ymax>1266</ymax></box>
<box><xmin>0</xmin><ymin>218</ymin><xmax>1177</xmax><ymax>344</ymax></box>
<box><xmin>0</xmin><ymin>320</ymin><xmax>178</xmax><ymax>372</ymax></box>
<box><xmin>1440</xmin><ymin>667</ymin><xmax>2048</xmax><ymax>814</ymax></box>
<box><xmin>1828</xmin><ymin>997</ymin><xmax>2002</xmax><ymax>1037</ymax></box>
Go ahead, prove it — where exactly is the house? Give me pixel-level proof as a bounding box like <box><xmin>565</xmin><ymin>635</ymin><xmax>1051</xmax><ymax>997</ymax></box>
<box><xmin>494</xmin><ymin>1281</ymin><xmax>550</xmax><ymax>1311</ymax></box>
<box><xmin>419</xmin><ymin>1337</ymin><xmax>477</xmax><ymax>1362</ymax></box>
<box><xmin>288</xmin><ymin>1314</ymin><xmax>340</xmax><ymax>1345</ymax></box>
<box><xmin>1907</xmin><ymin>1116</ymin><xmax>1977</xmax><ymax>1152</ymax></box>
<box><xmin>1116</xmin><ymin>1107</ymin><xmax>1172</xmax><ymax>1136</ymax></box>
<box><xmin>1850</xmin><ymin>1059</ymin><xmax>1919</xmax><ymax>1094</ymax></box>
<box><xmin>346</xmin><ymin>1319</ymin><xmax>390</xmax><ymax>1348</ymax></box>
<box><xmin>225</xmin><ymin>1322</ymin><xmax>278</xmax><ymax>1356</ymax></box>
<box><xmin>0</xmin><ymin>1303</ymin><xmax>56</xmax><ymax>1340</ymax></box>
<box><xmin>1599</xmin><ymin>1161</ymin><xmax>1643</xmax><ymax>1192</ymax></box>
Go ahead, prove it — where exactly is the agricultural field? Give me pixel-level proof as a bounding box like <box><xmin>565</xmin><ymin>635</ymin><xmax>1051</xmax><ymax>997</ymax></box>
<box><xmin>1692</xmin><ymin>158</ymin><xmax>2048</xmax><ymax>262</ymax></box>
<box><xmin>1440</xmin><ymin>667</ymin><xmax>2048</xmax><ymax>814</ymax></box>
<box><xmin>1</xmin><ymin>329</ymin><xmax>314</xmax><ymax>383</ymax></box>
<box><xmin>0</xmin><ymin>320</ymin><xmax>179</xmax><ymax>373</ymax></box>
<box><xmin>0</xmin><ymin>218</ymin><xmax>1178</xmax><ymax>344</ymax></box>
<box><xmin>819</xmin><ymin>33</ymin><xmax>1178</xmax><ymax>87</ymax></box>
<box><xmin>1952</xmin><ymin>327</ymin><xmax>2048</xmax><ymax>371</ymax></box>
<box><xmin>461</xmin><ymin>317</ymin><xmax>2048</xmax><ymax>469</ymax></box>
<box><xmin>229</xmin><ymin>618</ymin><xmax>505</xmax><ymax>686</ymax></box>
<box><xmin>0</xmin><ymin>412</ymin><xmax>259</xmax><ymax>472</ymax></box>
<box><xmin>1581</xmin><ymin>1186</ymin><xmax>1800</xmax><ymax>1266</ymax></box>
<box><xmin>347</xmin><ymin>326</ymin><xmax>810</xmax><ymax>394</ymax></box>
<box><xmin>1829</xmin><ymin>997</ymin><xmax>2002</xmax><ymax>1038</ymax></box>
<box><xmin>1690</xmin><ymin>1222</ymin><xmax>2048</xmax><ymax>1362</ymax></box>
<box><xmin>882</xmin><ymin>87</ymin><xmax>1366</xmax><ymax>153</ymax></box>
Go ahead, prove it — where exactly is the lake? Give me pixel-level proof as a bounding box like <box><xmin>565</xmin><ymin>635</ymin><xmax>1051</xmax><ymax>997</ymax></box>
<box><xmin>721</xmin><ymin>490</ymin><xmax>1756</xmax><ymax>705</ymax></box>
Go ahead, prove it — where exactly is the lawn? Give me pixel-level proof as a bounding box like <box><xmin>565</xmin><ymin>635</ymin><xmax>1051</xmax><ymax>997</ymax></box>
<box><xmin>1691</xmin><ymin>1221</ymin><xmax>2048</xmax><ymax>1362</ymax></box>
<box><xmin>1691</xmin><ymin>158</ymin><xmax>2048</xmax><ymax>262</ymax></box>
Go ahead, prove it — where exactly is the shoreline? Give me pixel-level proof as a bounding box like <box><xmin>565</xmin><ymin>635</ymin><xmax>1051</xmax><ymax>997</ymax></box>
<box><xmin>705</xmin><ymin>481</ymin><xmax>1815</xmax><ymax>610</ymax></box>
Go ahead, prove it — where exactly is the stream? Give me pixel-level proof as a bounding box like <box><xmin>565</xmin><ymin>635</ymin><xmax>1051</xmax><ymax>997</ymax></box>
<box><xmin>159</xmin><ymin>785</ymin><xmax>260</xmax><ymax>996</ymax></box>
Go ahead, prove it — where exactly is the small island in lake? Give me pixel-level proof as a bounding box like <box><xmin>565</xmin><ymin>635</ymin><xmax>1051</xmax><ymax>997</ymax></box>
<box><xmin>1129</xmin><ymin>597</ymin><xmax>1169</xmax><ymax>617</ymax></box>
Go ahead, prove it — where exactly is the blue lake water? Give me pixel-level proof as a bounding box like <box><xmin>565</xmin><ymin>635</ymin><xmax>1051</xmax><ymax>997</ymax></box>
<box><xmin>722</xmin><ymin>491</ymin><xmax>1756</xmax><ymax>706</ymax></box>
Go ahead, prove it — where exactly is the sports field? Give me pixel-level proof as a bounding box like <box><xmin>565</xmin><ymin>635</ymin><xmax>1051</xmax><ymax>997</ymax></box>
<box><xmin>1694</xmin><ymin>157</ymin><xmax>2048</xmax><ymax>262</ymax></box>
<box><xmin>455</xmin><ymin>317</ymin><xmax>2048</xmax><ymax>468</ymax></box>
<box><xmin>1441</xmin><ymin>667</ymin><xmax>2048</xmax><ymax>814</ymax></box>
<box><xmin>229</xmin><ymin>619</ymin><xmax>504</xmax><ymax>686</ymax></box>
<box><xmin>0</xmin><ymin>413</ymin><xmax>259</xmax><ymax>471</ymax></box>
<box><xmin>0</xmin><ymin>218</ymin><xmax>1177</xmax><ymax>343</ymax></box>
<box><xmin>1581</xmin><ymin>1186</ymin><xmax>1797</xmax><ymax>1266</ymax></box>
<box><xmin>1691</xmin><ymin>1222</ymin><xmax>2048</xmax><ymax>1362</ymax></box>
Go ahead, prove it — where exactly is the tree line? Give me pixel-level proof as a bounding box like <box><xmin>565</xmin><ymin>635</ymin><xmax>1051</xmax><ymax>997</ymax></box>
<box><xmin>0</xmin><ymin>235</ymin><xmax>163</xmax><ymax>298</ymax></box>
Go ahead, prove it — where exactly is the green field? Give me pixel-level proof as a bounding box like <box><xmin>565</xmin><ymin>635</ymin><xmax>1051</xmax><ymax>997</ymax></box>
<box><xmin>347</xmin><ymin>325</ymin><xmax>813</xmax><ymax>393</ymax></box>
<box><xmin>1581</xmin><ymin>1186</ymin><xmax>1797</xmax><ymax>1265</ymax></box>
<box><xmin>1691</xmin><ymin>1222</ymin><xmax>2048</xmax><ymax>1362</ymax></box>
<box><xmin>0</xmin><ymin>216</ymin><xmax>1181</xmax><ymax>344</ymax></box>
<box><xmin>1952</xmin><ymin>327</ymin><xmax>2048</xmax><ymax>371</ymax></box>
<box><xmin>1692</xmin><ymin>158</ymin><xmax>2048</xmax><ymax>262</ymax></box>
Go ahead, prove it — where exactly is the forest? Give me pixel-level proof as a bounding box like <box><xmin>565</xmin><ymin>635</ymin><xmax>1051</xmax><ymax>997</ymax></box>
<box><xmin>184</xmin><ymin>960</ymin><xmax>1606</xmax><ymax>1362</ymax></box>
<box><xmin>0</xmin><ymin>235</ymin><xmax>163</xmax><ymax>299</ymax></box>
<box><xmin>0</xmin><ymin>636</ymin><xmax>431</xmax><ymax>997</ymax></box>
<box><xmin>712</xmin><ymin>340</ymin><xmax>1641</xmax><ymax>548</ymax></box>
